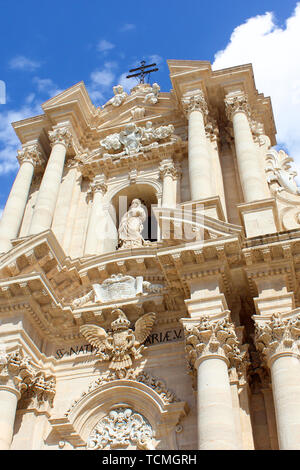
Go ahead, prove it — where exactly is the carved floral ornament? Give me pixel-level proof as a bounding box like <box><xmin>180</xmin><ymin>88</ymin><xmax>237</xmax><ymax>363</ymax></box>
<box><xmin>159</xmin><ymin>159</ymin><xmax>179</xmax><ymax>180</ymax></box>
<box><xmin>0</xmin><ymin>346</ymin><xmax>56</xmax><ymax>408</ymax></box>
<box><xmin>254</xmin><ymin>312</ymin><xmax>300</xmax><ymax>363</ymax></box>
<box><xmin>100</xmin><ymin>121</ymin><xmax>175</xmax><ymax>156</ymax></box>
<box><xmin>224</xmin><ymin>93</ymin><xmax>251</xmax><ymax>121</ymax></box>
<box><xmin>48</xmin><ymin>126</ymin><xmax>73</xmax><ymax>149</ymax></box>
<box><xmin>181</xmin><ymin>90</ymin><xmax>209</xmax><ymax>118</ymax></box>
<box><xmin>17</xmin><ymin>144</ymin><xmax>45</xmax><ymax>168</ymax></box>
<box><xmin>182</xmin><ymin>313</ymin><xmax>244</xmax><ymax>371</ymax></box>
<box><xmin>265</xmin><ymin>148</ymin><xmax>300</xmax><ymax>196</ymax></box>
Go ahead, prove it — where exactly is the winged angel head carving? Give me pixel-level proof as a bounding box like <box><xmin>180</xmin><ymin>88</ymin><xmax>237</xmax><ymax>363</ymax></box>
<box><xmin>80</xmin><ymin>309</ymin><xmax>156</xmax><ymax>376</ymax></box>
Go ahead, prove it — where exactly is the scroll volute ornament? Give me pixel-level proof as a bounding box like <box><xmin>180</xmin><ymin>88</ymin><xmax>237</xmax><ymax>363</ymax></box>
<box><xmin>80</xmin><ymin>309</ymin><xmax>156</xmax><ymax>377</ymax></box>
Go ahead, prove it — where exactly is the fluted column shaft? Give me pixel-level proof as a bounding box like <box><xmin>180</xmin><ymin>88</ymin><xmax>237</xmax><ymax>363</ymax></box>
<box><xmin>29</xmin><ymin>127</ymin><xmax>72</xmax><ymax>235</ymax></box>
<box><xmin>182</xmin><ymin>91</ymin><xmax>213</xmax><ymax>201</ymax></box>
<box><xmin>0</xmin><ymin>145</ymin><xmax>43</xmax><ymax>252</ymax></box>
<box><xmin>255</xmin><ymin>312</ymin><xmax>300</xmax><ymax>449</ymax></box>
<box><xmin>225</xmin><ymin>93</ymin><xmax>266</xmax><ymax>203</ymax></box>
<box><xmin>84</xmin><ymin>176</ymin><xmax>107</xmax><ymax>255</ymax></box>
<box><xmin>182</xmin><ymin>313</ymin><xmax>240</xmax><ymax>449</ymax></box>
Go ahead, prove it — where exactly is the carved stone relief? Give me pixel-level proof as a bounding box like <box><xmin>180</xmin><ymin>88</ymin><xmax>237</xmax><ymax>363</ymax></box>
<box><xmin>100</xmin><ymin>121</ymin><xmax>175</xmax><ymax>156</ymax></box>
<box><xmin>80</xmin><ymin>308</ymin><xmax>156</xmax><ymax>376</ymax></box>
<box><xmin>0</xmin><ymin>346</ymin><xmax>56</xmax><ymax>409</ymax></box>
<box><xmin>265</xmin><ymin>148</ymin><xmax>300</xmax><ymax>195</ymax></box>
<box><xmin>103</xmin><ymin>85</ymin><xmax>128</xmax><ymax>108</ymax></box>
<box><xmin>143</xmin><ymin>83</ymin><xmax>160</xmax><ymax>104</ymax></box>
<box><xmin>87</xmin><ymin>407</ymin><xmax>154</xmax><ymax>450</ymax></box>
<box><xmin>72</xmin><ymin>273</ymin><xmax>164</xmax><ymax>307</ymax></box>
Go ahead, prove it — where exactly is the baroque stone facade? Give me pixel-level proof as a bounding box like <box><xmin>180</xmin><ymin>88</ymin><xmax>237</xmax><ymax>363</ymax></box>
<box><xmin>1</xmin><ymin>59</ymin><xmax>300</xmax><ymax>449</ymax></box>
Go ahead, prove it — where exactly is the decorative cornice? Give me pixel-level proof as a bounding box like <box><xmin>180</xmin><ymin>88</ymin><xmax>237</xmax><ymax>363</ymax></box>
<box><xmin>181</xmin><ymin>90</ymin><xmax>209</xmax><ymax>118</ymax></box>
<box><xmin>48</xmin><ymin>126</ymin><xmax>73</xmax><ymax>149</ymax></box>
<box><xmin>224</xmin><ymin>93</ymin><xmax>251</xmax><ymax>121</ymax></box>
<box><xmin>254</xmin><ymin>311</ymin><xmax>300</xmax><ymax>364</ymax></box>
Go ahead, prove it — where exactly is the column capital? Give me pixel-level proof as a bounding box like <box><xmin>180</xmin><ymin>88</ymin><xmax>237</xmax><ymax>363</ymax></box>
<box><xmin>0</xmin><ymin>345</ymin><xmax>56</xmax><ymax>409</ymax></box>
<box><xmin>182</xmin><ymin>313</ymin><xmax>242</xmax><ymax>371</ymax></box>
<box><xmin>0</xmin><ymin>346</ymin><xmax>33</xmax><ymax>396</ymax></box>
<box><xmin>89</xmin><ymin>175</ymin><xmax>107</xmax><ymax>196</ymax></box>
<box><xmin>48</xmin><ymin>126</ymin><xmax>73</xmax><ymax>149</ymax></box>
<box><xmin>159</xmin><ymin>158</ymin><xmax>179</xmax><ymax>180</ymax></box>
<box><xmin>254</xmin><ymin>311</ymin><xmax>300</xmax><ymax>365</ymax></box>
<box><xmin>17</xmin><ymin>143</ymin><xmax>45</xmax><ymax>168</ymax></box>
<box><xmin>181</xmin><ymin>90</ymin><xmax>209</xmax><ymax>119</ymax></box>
<box><xmin>224</xmin><ymin>92</ymin><xmax>251</xmax><ymax>121</ymax></box>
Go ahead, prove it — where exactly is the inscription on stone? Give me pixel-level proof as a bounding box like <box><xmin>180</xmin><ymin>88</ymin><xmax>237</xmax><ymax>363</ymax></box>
<box><xmin>55</xmin><ymin>328</ymin><xmax>183</xmax><ymax>359</ymax></box>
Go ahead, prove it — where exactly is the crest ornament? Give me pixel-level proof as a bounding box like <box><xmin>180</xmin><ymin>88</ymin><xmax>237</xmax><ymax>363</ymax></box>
<box><xmin>80</xmin><ymin>309</ymin><xmax>156</xmax><ymax>376</ymax></box>
<box><xmin>87</xmin><ymin>407</ymin><xmax>154</xmax><ymax>450</ymax></box>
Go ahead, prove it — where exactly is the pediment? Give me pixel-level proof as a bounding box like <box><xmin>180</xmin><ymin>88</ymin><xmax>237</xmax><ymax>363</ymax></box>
<box><xmin>41</xmin><ymin>81</ymin><xmax>95</xmax><ymax>128</ymax></box>
<box><xmin>96</xmin><ymin>90</ymin><xmax>180</xmax><ymax>131</ymax></box>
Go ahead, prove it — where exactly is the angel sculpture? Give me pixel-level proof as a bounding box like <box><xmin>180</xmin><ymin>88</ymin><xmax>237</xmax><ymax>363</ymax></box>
<box><xmin>80</xmin><ymin>309</ymin><xmax>156</xmax><ymax>376</ymax></box>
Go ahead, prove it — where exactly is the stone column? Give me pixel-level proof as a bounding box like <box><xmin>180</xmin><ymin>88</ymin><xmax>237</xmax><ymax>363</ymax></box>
<box><xmin>182</xmin><ymin>90</ymin><xmax>213</xmax><ymax>201</ymax></box>
<box><xmin>182</xmin><ymin>313</ymin><xmax>240</xmax><ymax>449</ymax></box>
<box><xmin>0</xmin><ymin>144</ymin><xmax>43</xmax><ymax>252</ymax></box>
<box><xmin>0</xmin><ymin>347</ymin><xmax>33</xmax><ymax>449</ymax></box>
<box><xmin>255</xmin><ymin>312</ymin><xmax>300</xmax><ymax>449</ymax></box>
<box><xmin>84</xmin><ymin>175</ymin><xmax>107</xmax><ymax>255</ymax></box>
<box><xmin>225</xmin><ymin>93</ymin><xmax>266</xmax><ymax>203</ymax></box>
<box><xmin>159</xmin><ymin>158</ymin><xmax>178</xmax><ymax>208</ymax></box>
<box><xmin>29</xmin><ymin>126</ymin><xmax>72</xmax><ymax>235</ymax></box>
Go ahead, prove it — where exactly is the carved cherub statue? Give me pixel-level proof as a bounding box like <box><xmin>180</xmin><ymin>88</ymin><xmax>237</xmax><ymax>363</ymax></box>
<box><xmin>80</xmin><ymin>309</ymin><xmax>156</xmax><ymax>375</ymax></box>
<box><xmin>103</xmin><ymin>85</ymin><xmax>128</xmax><ymax>108</ymax></box>
<box><xmin>143</xmin><ymin>83</ymin><xmax>160</xmax><ymax>104</ymax></box>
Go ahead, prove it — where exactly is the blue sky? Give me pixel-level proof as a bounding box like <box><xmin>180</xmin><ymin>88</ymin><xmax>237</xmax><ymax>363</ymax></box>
<box><xmin>1</xmin><ymin>0</ymin><xmax>300</xmax><ymax>215</ymax></box>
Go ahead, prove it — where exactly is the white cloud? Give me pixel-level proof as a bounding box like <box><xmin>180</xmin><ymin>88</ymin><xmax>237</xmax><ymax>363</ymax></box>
<box><xmin>118</xmin><ymin>72</ymin><xmax>138</xmax><ymax>93</ymax></box>
<box><xmin>9</xmin><ymin>55</ymin><xmax>41</xmax><ymax>71</ymax></box>
<box><xmin>97</xmin><ymin>39</ymin><xmax>115</xmax><ymax>53</ymax></box>
<box><xmin>0</xmin><ymin>104</ymin><xmax>40</xmax><ymax>175</ymax></box>
<box><xmin>88</xmin><ymin>62</ymin><xmax>118</xmax><ymax>105</ymax></box>
<box><xmin>147</xmin><ymin>54</ymin><xmax>163</xmax><ymax>65</ymax></box>
<box><xmin>120</xmin><ymin>23</ymin><xmax>136</xmax><ymax>32</ymax></box>
<box><xmin>32</xmin><ymin>77</ymin><xmax>63</xmax><ymax>97</ymax></box>
<box><xmin>212</xmin><ymin>3</ymin><xmax>300</xmax><ymax>179</ymax></box>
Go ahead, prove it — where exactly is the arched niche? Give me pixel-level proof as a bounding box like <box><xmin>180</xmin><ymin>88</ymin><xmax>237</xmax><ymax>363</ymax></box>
<box><xmin>49</xmin><ymin>380</ymin><xmax>188</xmax><ymax>450</ymax></box>
<box><xmin>110</xmin><ymin>183</ymin><xmax>160</xmax><ymax>243</ymax></box>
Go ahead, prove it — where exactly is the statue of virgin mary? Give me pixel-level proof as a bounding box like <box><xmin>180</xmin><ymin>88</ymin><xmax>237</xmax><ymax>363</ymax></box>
<box><xmin>118</xmin><ymin>199</ymin><xmax>147</xmax><ymax>249</ymax></box>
